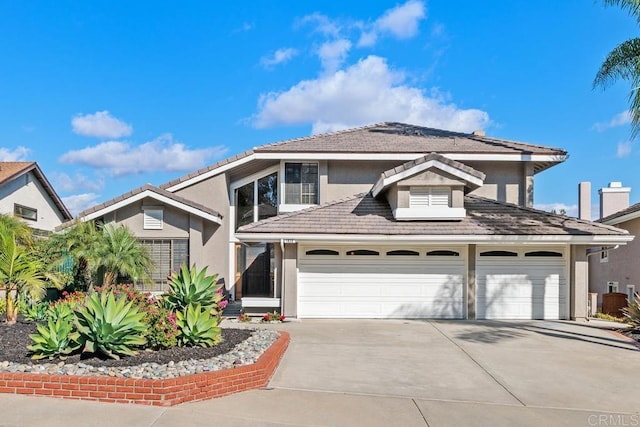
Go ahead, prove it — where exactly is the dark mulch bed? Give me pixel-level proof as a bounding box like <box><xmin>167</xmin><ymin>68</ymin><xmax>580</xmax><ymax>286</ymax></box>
<box><xmin>0</xmin><ymin>317</ymin><xmax>253</xmax><ymax>367</ymax></box>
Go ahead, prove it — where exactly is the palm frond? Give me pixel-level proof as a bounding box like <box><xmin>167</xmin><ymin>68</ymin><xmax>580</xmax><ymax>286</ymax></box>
<box><xmin>603</xmin><ymin>0</ymin><xmax>640</xmax><ymax>24</ymax></box>
<box><xmin>593</xmin><ymin>38</ymin><xmax>640</xmax><ymax>89</ymax></box>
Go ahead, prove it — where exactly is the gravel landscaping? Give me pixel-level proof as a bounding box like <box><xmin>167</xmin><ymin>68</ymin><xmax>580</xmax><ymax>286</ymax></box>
<box><xmin>0</xmin><ymin>318</ymin><xmax>279</xmax><ymax>379</ymax></box>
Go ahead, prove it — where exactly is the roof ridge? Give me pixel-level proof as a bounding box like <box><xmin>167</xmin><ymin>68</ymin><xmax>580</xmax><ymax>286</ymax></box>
<box><xmin>598</xmin><ymin>201</ymin><xmax>640</xmax><ymax>223</ymax></box>
<box><xmin>238</xmin><ymin>192</ymin><xmax>368</xmax><ymax>231</ymax></box>
<box><xmin>466</xmin><ymin>194</ymin><xmax>627</xmax><ymax>233</ymax></box>
<box><xmin>469</xmin><ymin>134</ymin><xmax>567</xmax><ymax>154</ymax></box>
<box><xmin>253</xmin><ymin>122</ymin><xmax>384</xmax><ymax>150</ymax></box>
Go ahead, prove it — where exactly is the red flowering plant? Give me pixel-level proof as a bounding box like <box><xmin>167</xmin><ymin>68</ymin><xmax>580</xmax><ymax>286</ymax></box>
<box><xmin>261</xmin><ymin>310</ymin><xmax>285</xmax><ymax>323</ymax></box>
<box><xmin>238</xmin><ymin>312</ymin><xmax>251</xmax><ymax>323</ymax></box>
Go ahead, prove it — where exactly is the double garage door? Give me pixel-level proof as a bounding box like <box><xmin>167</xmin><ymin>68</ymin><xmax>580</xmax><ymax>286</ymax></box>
<box><xmin>297</xmin><ymin>246</ymin><xmax>568</xmax><ymax>320</ymax></box>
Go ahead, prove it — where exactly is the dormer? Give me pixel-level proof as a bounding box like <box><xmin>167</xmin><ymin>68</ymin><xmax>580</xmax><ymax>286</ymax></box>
<box><xmin>371</xmin><ymin>153</ymin><xmax>485</xmax><ymax>221</ymax></box>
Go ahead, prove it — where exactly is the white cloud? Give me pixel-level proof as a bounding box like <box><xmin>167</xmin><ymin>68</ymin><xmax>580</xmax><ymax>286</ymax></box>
<box><xmin>62</xmin><ymin>193</ymin><xmax>101</xmax><ymax>216</ymax></box>
<box><xmin>261</xmin><ymin>48</ymin><xmax>298</xmax><ymax>69</ymax></box>
<box><xmin>318</xmin><ymin>39</ymin><xmax>352</xmax><ymax>72</ymax></box>
<box><xmin>616</xmin><ymin>140</ymin><xmax>634</xmax><ymax>158</ymax></box>
<box><xmin>253</xmin><ymin>55</ymin><xmax>489</xmax><ymax>134</ymax></box>
<box><xmin>53</xmin><ymin>172</ymin><xmax>104</xmax><ymax>192</ymax></box>
<box><xmin>534</xmin><ymin>202</ymin><xmax>578</xmax><ymax>218</ymax></box>
<box><xmin>71</xmin><ymin>111</ymin><xmax>133</xmax><ymax>139</ymax></box>
<box><xmin>296</xmin><ymin>13</ymin><xmax>342</xmax><ymax>37</ymax></box>
<box><xmin>358</xmin><ymin>0</ymin><xmax>426</xmax><ymax>47</ymax></box>
<box><xmin>592</xmin><ymin>110</ymin><xmax>632</xmax><ymax>132</ymax></box>
<box><xmin>375</xmin><ymin>0</ymin><xmax>426</xmax><ymax>39</ymax></box>
<box><xmin>59</xmin><ymin>134</ymin><xmax>228</xmax><ymax>177</ymax></box>
<box><xmin>0</xmin><ymin>146</ymin><xmax>30</xmax><ymax>161</ymax></box>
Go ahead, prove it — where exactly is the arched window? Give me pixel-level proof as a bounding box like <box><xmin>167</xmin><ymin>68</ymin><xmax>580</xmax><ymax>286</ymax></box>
<box><xmin>386</xmin><ymin>250</ymin><xmax>419</xmax><ymax>256</ymax></box>
<box><xmin>524</xmin><ymin>251</ymin><xmax>562</xmax><ymax>257</ymax></box>
<box><xmin>479</xmin><ymin>250</ymin><xmax>518</xmax><ymax>257</ymax></box>
<box><xmin>346</xmin><ymin>249</ymin><xmax>379</xmax><ymax>256</ymax></box>
<box><xmin>427</xmin><ymin>250</ymin><xmax>460</xmax><ymax>256</ymax></box>
<box><xmin>305</xmin><ymin>249</ymin><xmax>340</xmax><ymax>256</ymax></box>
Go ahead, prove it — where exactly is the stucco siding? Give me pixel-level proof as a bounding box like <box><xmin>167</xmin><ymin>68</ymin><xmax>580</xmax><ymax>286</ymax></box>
<box><xmin>173</xmin><ymin>173</ymin><xmax>231</xmax><ymax>289</ymax></box>
<box><xmin>114</xmin><ymin>198</ymin><xmax>189</xmax><ymax>238</ymax></box>
<box><xmin>589</xmin><ymin>217</ymin><xmax>640</xmax><ymax>308</ymax></box>
<box><xmin>0</xmin><ymin>171</ymin><xmax>66</xmax><ymax>231</ymax></box>
<box><xmin>325</xmin><ymin>160</ymin><xmax>401</xmax><ymax>200</ymax></box>
<box><xmin>466</xmin><ymin>161</ymin><xmax>528</xmax><ymax>206</ymax></box>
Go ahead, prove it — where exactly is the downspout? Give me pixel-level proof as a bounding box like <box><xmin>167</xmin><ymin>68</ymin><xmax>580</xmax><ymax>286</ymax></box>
<box><xmin>280</xmin><ymin>239</ymin><xmax>285</xmax><ymax>314</ymax></box>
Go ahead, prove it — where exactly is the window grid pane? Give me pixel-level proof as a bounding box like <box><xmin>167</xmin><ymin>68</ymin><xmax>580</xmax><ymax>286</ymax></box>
<box><xmin>138</xmin><ymin>239</ymin><xmax>189</xmax><ymax>292</ymax></box>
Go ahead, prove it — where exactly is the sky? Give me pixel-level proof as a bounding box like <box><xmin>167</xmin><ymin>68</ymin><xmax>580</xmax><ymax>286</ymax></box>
<box><xmin>0</xmin><ymin>0</ymin><xmax>638</xmax><ymax>218</ymax></box>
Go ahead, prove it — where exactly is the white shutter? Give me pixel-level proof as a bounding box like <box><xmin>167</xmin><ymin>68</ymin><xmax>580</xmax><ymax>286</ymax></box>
<box><xmin>143</xmin><ymin>208</ymin><xmax>163</xmax><ymax>230</ymax></box>
<box><xmin>429</xmin><ymin>188</ymin><xmax>450</xmax><ymax>207</ymax></box>
<box><xmin>409</xmin><ymin>188</ymin><xmax>431</xmax><ymax>207</ymax></box>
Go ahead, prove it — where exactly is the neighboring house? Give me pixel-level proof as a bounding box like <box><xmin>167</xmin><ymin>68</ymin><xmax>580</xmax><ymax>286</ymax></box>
<box><xmin>0</xmin><ymin>162</ymin><xmax>72</xmax><ymax>232</ymax></box>
<box><xmin>584</xmin><ymin>181</ymin><xmax>639</xmax><ymax>310</ymax></box>
<box><xmin>69</xmin><ymin>122</ymin><xmax>631</xmax><ymax>320</ymax></box>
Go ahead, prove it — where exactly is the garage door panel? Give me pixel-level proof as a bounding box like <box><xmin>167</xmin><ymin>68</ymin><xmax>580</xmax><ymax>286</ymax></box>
<box><xmin>298</xmin><ymin>247</ymin><xmax>465</xmax><ymax>319</ymax></box>
<box><xmin>476</xmin><ymin>252</ymin><xmax>567</xmax><ymax>320</ymax></box>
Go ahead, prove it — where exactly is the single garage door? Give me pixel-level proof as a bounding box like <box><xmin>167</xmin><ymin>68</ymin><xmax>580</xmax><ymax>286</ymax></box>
<box><xmin>476</xmin><ymin>248</ymin><xmax>568</xmax><ymax>320</ymax></box>
<box><xmin>298</xmin><ymin>246</ymin><xmax>465</xmax><ymax>318</ymax></box>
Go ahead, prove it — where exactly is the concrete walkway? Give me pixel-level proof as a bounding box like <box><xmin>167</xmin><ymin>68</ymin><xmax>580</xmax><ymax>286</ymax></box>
<box><xmin>0</xmin><ymin>320</ymin><xmax>638</xmax><ymax>426</ymax></box>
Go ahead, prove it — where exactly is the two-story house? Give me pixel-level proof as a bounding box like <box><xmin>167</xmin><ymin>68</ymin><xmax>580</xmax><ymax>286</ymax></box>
<box><xmin>0</xmin><ymin>162</ymin><xmax>72</xmax><ymax>232</ymax></box>
<box><xmin>71</xmin><ymin>123</ymin><xmax>631</xmax><ymax>320</ymax></box>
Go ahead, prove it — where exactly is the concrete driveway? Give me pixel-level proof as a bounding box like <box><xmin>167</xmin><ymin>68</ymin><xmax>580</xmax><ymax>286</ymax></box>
<box><xmin>1</xmin><ymin>320</ymin><xmax>638</xmax><ymax>426</ymax></box>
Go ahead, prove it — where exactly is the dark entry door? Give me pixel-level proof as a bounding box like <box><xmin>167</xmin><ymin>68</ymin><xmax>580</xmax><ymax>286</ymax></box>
<box><xmin>242</xmin><ymin>243</ymin><xmax>272</xmax><ymax>297</ymax></box>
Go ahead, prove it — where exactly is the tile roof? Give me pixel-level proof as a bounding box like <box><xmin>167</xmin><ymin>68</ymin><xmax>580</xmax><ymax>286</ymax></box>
<box><xmin>76</xmin><ymin>184</ymin><xmax>222</xmax><ymax>220</ymax></box>
<box><xmin>378</xmin><ymin>153</ymin><xmax>485</xmax><ymax>181</ymax></box>
<box><xmin>255</xmin><ymin>122</ymin><xmax>567</xmax><ymax>155</ymax></box>
<box><xmin>237</xmin><ymin>193</ymin><xmax>627</xmax><ymax>237</ymax></box>
<box><xmin>159</xmin><ymin>122</ymin><xmax>566</xmax><ymax>191</ymax></box>
<box><xmin>0</xmin><ymin>162</ymin><xmax>72</xmax><ymax>220</ymax></box>
<box><xmin>598</xmin><ymin>202</ymin><xmax>640</xmax><ymax>224</ymax></box>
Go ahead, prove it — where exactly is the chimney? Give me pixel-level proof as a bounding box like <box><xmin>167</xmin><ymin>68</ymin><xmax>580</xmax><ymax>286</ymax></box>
<box><xmin>599</xmin><ymin>182</ymin><xmax>630</xmax><ymax>219</ymax></box>
<box><xmin>578</xmin><ymin>182</ymin><xmax>591</xmax><ymax>220</ymax></box>
<box><xmin>472</xmin><ymin>130</ymin><xmax>485</xmax><ymax>136</ymax></box>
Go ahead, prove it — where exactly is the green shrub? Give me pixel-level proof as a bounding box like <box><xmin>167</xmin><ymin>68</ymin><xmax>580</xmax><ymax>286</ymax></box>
<box><xmin>0</xmin><ymin>299</ymin><xmax>6</xmax><ymax>315</ymax></box>
<box><xmin>164</xmin><ymin>265</ymin><xmax>222</xmax><ymax>313</ymax></box>
<box><xmin>594</xmin><ymin>312</ymin><xmax>626</xmax><ymax>323</ymax></box>
<box><xmin>143</xmin><ymin>304</ymin><xmax>179</xmax><ymax>349</ymax></box>
<box><xmin>28</xmin><ymin>317</ymin><xmax>80</xmax><ymax>360</ymax></box>
<box><xmin>22</xmin><ymin>301</ymin><xmax>49</xmax><ymax>322</ymax></box>
<box><xmin>74</xmin><ymin>290</ymin><xmax>147</xmax><ymax>359</ymax></box>
<box><xmin>176</xmin><ymin>303</ymin><xmax>221</xmax><ymax>347</ymax></box>
<box><xmin>622</xmin><ymin>296</ymin><xmax>640</xmax><ymax>331</ymax></box>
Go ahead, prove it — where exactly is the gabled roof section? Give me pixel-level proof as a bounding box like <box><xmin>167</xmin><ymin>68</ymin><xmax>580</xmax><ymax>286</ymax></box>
<box><xmin>160</xmin><ymin>122</ymin><xmax>567</xmax><ymax>192</ymax></box>
<box><xmin>74</xmin><ymin>184</ymin><xmax>222</xmax><ymax>225</ymax></box>
<box><xmin>236</xmin><ymin>193</ymin><xmax>630</xmax><ymax>243</ymax></box>
<box><xmin>371</xmin><ymin>153</ymin><xmax>486</xmax><ymax>197</ymax></box>
<box><xmin>0</xmin><ymin>162</ymin><xmax>72</xmax><ymax>221</ymax></box>
<box><xmin>599</xmin><ymin>202</ymin><xmax>640</xmax><ymax>225</ymax></box>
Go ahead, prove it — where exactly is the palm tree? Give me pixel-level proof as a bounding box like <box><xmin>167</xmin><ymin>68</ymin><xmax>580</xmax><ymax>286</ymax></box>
<box><xmin>0</xmin><ymin>227</ymin><xmax>57</xmax><ymax>324</ymax></box>
<box><xmin>0</xmin><ymin>213</ymin><xmax>33</xmax><ymax>246</ymax></box>
<box><xmin>594</xmin><ymin>0</ymin><xmax>640</xmax><ymax>137</ymax></box>
<box><xmin>96</xmin><ymin>224</ymin><xmax>153</xmax><ymax>286</ymax></box>
<box><xmin>51</xmin><ymin>220</ymin><xmax>102</xmax><ymax>290</ymax></box>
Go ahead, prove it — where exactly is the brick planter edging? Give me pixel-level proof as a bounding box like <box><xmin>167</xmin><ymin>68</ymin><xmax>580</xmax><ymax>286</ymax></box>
<box><xmin>0</xmin><ymin>331</ymin><xmax>290</xmax><ymax>406</ymax></box>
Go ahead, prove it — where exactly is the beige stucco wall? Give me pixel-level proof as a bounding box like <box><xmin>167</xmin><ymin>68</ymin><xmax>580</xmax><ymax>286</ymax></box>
<box><xmin>570</xmin><ymin>245</ymin><xmax>590</xmax><ymax>320</ymax></box>
<box><xmin>0</xmin><ymin>171</ymin><xmax>66</xmax><ymax>231</ymax></box>
<box><xmin>282</xmin><ymin>243</ymin><xmax>298</xmax><ymax>317</ymax></box>
<box><xmin>114</xmin><ymin>198</ymin><xmax>190</xmax><ymax>238</ymax></box>
<box><xmin>173</xmin><ymin>173</ymin><xmax>231</xmax><ymax>289</ymax></box>
<box><xmin>589</xmin><ymin>218</ymin><xmax>640</xmax><ymax>309</ymax></box>
<box><xmin>324</xmin><ymin>160</ymin><xmax>401</xmax><ymax>201</ymax></box>
<box><xmin>466</xmin><ymin>161</ymin><xmax>532</xmax><ymax>206</ymax></box>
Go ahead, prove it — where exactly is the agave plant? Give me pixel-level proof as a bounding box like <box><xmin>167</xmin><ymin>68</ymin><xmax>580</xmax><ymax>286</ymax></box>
<box><xmin>164</xmin><ymin>265</ymin><xmax>222</xmax><ymax>312</ymax></box>
<box><xmin>28</xmin><ymin>317</ymin><xmax>80</xmax><ymax>360</ymax></box>
<box><xmin>74</xmin><ymin>290</ymin><xmax>147</xmax><ymax>359</ymax></box>
<box><xmin>622</xmin><ymin>294</ymin><xmax>640</xmax><ymax>331</ymax></box>
<box><xmin>176</xmin><ymin>303</ymin><xmax>222</xmax><ymax>347</ymax></box>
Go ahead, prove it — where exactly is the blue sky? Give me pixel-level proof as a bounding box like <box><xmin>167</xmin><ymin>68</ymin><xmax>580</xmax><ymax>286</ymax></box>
<box><xmin>0</xmin><ymin>0</ymin><xmax>637</xmax><ymax>217</ymax></box>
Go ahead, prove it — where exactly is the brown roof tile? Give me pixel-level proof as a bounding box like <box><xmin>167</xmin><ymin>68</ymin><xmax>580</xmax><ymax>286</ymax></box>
<box><xmin>237</xmin><ymin>193</ymin><xmax>627</xmax><ymax>237</ymax></box>
<box><xmin>0</xmin><ymin>162</ymin><xmax>35</xmax><ymax>185</ymax></box>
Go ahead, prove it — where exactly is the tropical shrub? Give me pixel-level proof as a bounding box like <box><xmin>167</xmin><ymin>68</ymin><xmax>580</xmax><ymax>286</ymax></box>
<box><xmin>0</xmin><ymin>299</ymin><xmax>5</xmax><ymax>314</ymax></box>
<box><xmin>22</xmin><ymin>300</ymin><xmax>49</xmax><ymax>322</ymax></box>
<box><xmin>74</xmin><ymin>290</ymin><xmax>147</xmax><ymax>359</ymax></box>
<box><xmin>28</xmin><ymin>317</ymin><xmax>80</xmax><ymax>360</ymax></box>
<box><xmin>622</xmin><ymin>295</ymin><xmax>640</xmax><ymax>331</ymax></box>
<box><xmin>143</xmin><ymin>304</ymin><xmax>179</xmax><ymax>349</ymax></box>
<box><xmin>176</xmin><ymin>303</ymin><xmax>222</xmax><ymax>347</ymax></box>
<box><xmin>164</xmin><ymin>265</ymin><xmax>222</xmax><ymax>313</ymax></box>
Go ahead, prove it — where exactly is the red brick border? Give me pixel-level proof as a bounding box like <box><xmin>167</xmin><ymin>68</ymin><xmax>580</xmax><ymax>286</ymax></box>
<box><xmin>608</xmin><ymin>329</ymin><xmax>640</xmax><ymax>350</ymax></box>
<box><xmin>0</xmin><ymin>331</ymin><xmax>290</xmax><ymax>406</ymax></box>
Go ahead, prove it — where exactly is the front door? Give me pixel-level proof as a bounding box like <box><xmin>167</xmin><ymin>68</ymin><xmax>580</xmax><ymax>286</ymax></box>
<box><xmin>241</xmin><ymin>243</ymin><xmax>273</xmax><ymax>297</ymax></box>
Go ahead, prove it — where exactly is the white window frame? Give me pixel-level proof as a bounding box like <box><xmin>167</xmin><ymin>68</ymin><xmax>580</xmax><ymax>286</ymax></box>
<box><xmin>230</xmin><ymin>165</ymin><xmax>280</xmax><ymax>230</ymax></box>
<box><xmin>627</xmin><ymin>284</ymin><xmax>636</xmax><ymax>302</ymax></box>
<box><xmin>280</xmin><ymin>161</ymin><xmax>319</xmax><ymax>211</ymax></box>
<box><xmin>600</xmin><ymin>249</ymin><xmax>609</xmax><ymax>263</ymax></box>
<box><xmin>607</xmin><ymin>281</ymin><xmax>619</xmax><ymax>293</ymax></box>
<box><xmin>142</xmin><ymin>206</ymin><xmax>163</xmax><ymax>230</ymax></box>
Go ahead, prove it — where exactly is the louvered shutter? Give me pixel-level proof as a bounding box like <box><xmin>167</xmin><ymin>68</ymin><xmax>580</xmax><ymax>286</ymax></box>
<box><xmin>143</xmin><ymin>208</ymin><xmax>163</xmax><ymax>230</ymax></box>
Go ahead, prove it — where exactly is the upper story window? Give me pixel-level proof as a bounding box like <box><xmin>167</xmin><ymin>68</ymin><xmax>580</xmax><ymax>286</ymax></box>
<box><xmin>409</xmin><ymin>187</ymin><xmax>450</xmax><ymax>208</ymax></box>
<box><xmin>236</xmin><ymin>171</ymin><xmax>278</xmax><ymax>230</ymax></box>
<box><xmin>14</xmin><ymin>204</ymin><xmax>37</xmax><ymax>221</ymax></box>
<box><xmin>284</xmin><ymin>163</ymin><xmax>318</xmax><ymax>205</ymax></box>
<box><xmin>600</xmin><ymin>249</ymin><xmax>609</xmax><ymax>263</ymax></box>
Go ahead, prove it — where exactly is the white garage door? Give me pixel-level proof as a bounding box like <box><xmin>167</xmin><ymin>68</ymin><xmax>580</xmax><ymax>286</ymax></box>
<box><xmin>476</xmin><ymin>248</ymin><xmax>568</xmax><ymax>320</ymax></box>
<box><xmin>298</xmin><ymin>246</ymin><xmax>465</xmax><ymax>319</ymax></box>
